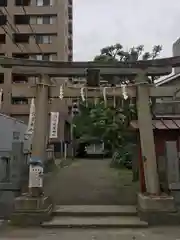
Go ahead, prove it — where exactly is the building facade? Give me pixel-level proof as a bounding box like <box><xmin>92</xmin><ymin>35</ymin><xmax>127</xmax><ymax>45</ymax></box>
<box><xmin>0</xmin><ymin>0</ymin><xmax>73</xmax><ymax>149</ymax></box>
<box><xmin>0</xmin><ymin>112</ymin><xmax>28</xmax><ymax>155</ymax></box>
<box><xmin>173</xmin><ymin>37</ymin><xmax>180</xmax><ymax>74</ymax></box>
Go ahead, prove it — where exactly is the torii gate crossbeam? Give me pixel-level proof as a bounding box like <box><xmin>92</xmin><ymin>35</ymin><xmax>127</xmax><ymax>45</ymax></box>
<box><xmin>1</xmin><ymin>55</ymin><xmax>180</xmax><ymax>67</ymax></box>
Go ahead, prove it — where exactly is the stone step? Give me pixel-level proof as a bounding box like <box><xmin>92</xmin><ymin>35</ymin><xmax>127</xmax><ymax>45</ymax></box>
<box><xmin>53</xmin><ymin>205</ymin><xmax>137</xmax><ymax>217</ymax></box>
<box><xmin>41</xmin><ymin>216</ymin><xmax>148</xmax><ymax>228</ymax></box>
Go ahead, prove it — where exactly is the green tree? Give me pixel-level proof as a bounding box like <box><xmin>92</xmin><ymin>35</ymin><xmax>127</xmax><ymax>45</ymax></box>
<box><xmin>73</xmin><ymin>99</ymin><xmax>137</xmax><ymax>165</ymax></box>
<box><xmin>94</xmin><ymin>44</ymin><xmax>162</xmax><ymax>84</ymax></box>
<box><xmin>73</xmin><ymin>43</ymin><xmax>162</xmax><ymax>167</ymax></box>
<box><xmin>94</xmin><ymin>44</ymin><xmax>162</xmax><ymax>62</ymax></box>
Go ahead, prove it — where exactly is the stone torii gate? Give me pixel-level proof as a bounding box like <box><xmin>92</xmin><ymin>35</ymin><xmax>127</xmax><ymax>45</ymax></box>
<box><xmin>1</xmin><ymin>56</ymin><xmax>180</xmax><ymax>225</ymax></box>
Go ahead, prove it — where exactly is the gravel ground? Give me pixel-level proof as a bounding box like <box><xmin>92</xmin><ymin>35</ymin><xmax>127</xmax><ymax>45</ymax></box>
<box><xmin>44</xmin><ymin>159</ymin><xmax>137</xmax><ymax>205</ymax></box>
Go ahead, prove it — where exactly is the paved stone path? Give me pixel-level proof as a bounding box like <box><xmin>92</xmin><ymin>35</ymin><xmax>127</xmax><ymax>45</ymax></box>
<box><xmin>1</xmin><ymin>227</ymin><xmax>180</xmax><ymax>239</ymax></box>
<box><xmin>44</xmin><ymin>159</ymin><xmax>137</xmax><ymax>205</ymax></box>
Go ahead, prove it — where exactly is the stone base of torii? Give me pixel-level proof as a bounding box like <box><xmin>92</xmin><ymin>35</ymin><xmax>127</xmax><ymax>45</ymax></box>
<box><xmin>10</xmin><ymin>74</ymin><xmax>178</xmax><ymax>226</ymax></box>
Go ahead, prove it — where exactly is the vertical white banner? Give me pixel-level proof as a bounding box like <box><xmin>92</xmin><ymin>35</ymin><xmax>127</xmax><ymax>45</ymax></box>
<box><xmin>26</xmin><ymin>98</ymin><xmax>35</xmax><ymax>135</ymax></box>
<box><xmin>49</xmin><ymin>112</ymin><xmax>59</xmax><ymax>138</ymax></box>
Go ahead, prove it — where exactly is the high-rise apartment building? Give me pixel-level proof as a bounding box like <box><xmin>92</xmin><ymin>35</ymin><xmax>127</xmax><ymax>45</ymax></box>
<box><xmin>0</xmin><ymin>0</ymin><xmax>73</xmax><ymax>150</ymax></box>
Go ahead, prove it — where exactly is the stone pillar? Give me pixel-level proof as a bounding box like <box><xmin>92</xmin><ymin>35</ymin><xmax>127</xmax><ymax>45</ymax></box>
<box><xmin>136</xmin><ymin>73</ymin><xmax>159</xmax><ymax>195</ymax></box>
<box><xmin>28</xmin><ymin>76</ymin><xmax>49</xmax><ymax>197</ymax></box>
<box><xmin>11</xmin><ymin>75</ymin><xmax>53</xmax><ymax>226</ymax></box>
<box><xmin>136</xmin><ymin>74</ymin><xmax>176</xmax><ymax>226</ymax></box>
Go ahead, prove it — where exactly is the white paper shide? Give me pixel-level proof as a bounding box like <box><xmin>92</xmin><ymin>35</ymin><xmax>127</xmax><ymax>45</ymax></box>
<box><xmin>49</xmin><ymin>112</ymin><xmax>59</xmax><ymax>138</ymax></box>
<box><xmin>26</xmin><ymin>98</ymin><xmax>35</xmax><ymax>135</ymax></box>
<box><xmin>121</xmin><ymin>84</ymin><xmax>128</xmax><ymax>100</ymax></box>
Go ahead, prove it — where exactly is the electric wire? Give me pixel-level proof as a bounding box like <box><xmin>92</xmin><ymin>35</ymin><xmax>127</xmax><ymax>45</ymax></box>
<box><xmin>2</xmin><ymin>6</ymin><xmax>32</xmax><ymax>54</ymax></box>
<box><xmin>20</xmin><ymin>1</ymin><xmax>44</xmax><ymax>55</ymax></box>
<box><xmin>0</xmin><ymin>23</ymin><xmax>24</xmax><ymax>53</ymax></box>
<box><xmin>0</xmin><ymin>5</ymin><xmax>43</xmax><ymax>56</ymax></box>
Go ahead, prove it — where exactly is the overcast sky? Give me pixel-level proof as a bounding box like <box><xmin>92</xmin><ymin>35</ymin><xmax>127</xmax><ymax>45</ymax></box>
<box><xmin>73</xmin><ymin>0</ymin><xmax>180</xmax><ymax>61</ymax></box>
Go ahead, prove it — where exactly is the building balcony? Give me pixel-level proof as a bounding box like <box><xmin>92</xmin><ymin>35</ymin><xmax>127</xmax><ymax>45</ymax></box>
<box><xmin>10</xmin><ymin>102</ymin><xmax>70</xmax><ymax>117</ymax></box>
<box><xmin>12</xmin><ymin>84</ymin><xmax>32</xmax><ymax>97</ymax></box>
<box><xmin>11</xmin><ymin>42</ymin><xmax>58</xmax><ymax>53</ymax></box>
<box><xmin>11</xmin><ymin>103</ymin><xmax>30</xmax><ymax>115</ymax></box>
<box><xmin>15</xmin><ymin>24</ymin><xmax>57</xmax><ymax>34</ymax></box>
<box><xmin>10</xmin><ymin>6</ymin><xmax>58</xmax><ymax>15</ymax></box>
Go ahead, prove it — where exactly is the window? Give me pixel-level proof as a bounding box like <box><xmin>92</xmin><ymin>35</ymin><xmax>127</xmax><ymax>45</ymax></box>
<box><xmin>12</xmin><ymin>74</ymin><xmax>28</xmax><ymax>84</ymax></box>
<box><xmin>11</xmin><ymin>97</ymin><xmax>28</xmax><ymax>105</ymax></box>
<box><xmin>36</xmin><ymin>0</ymin><xmax>43</xmax><ymax>6</ymax></box>
<box><xmin>12</xmin><ymin>53</ymin><xmax>29</xmax><ymax>59</ymax></box>
<box><xmin>68</xmin><ymin>54</ymin><xmax>72</xmax><ymax>62</ymax></box>
<box><xmin>14</xmin><ymin>15</ymin><xmax>30</xmax><ymax>25</ymax></box>
<box><xmin>13</xmin><ymin>34</ymin><xmax>29</xmax><ymax>43</ymax></box>
<box><xmin>32</xmin><ymin>54</ymin><xmax>43</xmax><ymax>60</ymax></box>
<box><xmin>36</xmin><ymin>0</ymin><xmax>54</xmax><ymax>6</ymax></box>
<box><xmin>68</xmin><ymin>38</ymin><xmax>72</xmax><ymax>50</ymax></box>
<box><xmin>13</xmin><ymin>132</ymin><xmax>20</xmax><ymax>140</ymax></box>
<box><xmin>49</xmin><ymin>54</ymin><xmax>54</xmax><ymax>61</ymax></box>
<box><xmin>30</xmin><ymin>54</ymin><xmax>56</xmax><ymax>61</ymax></box>
<box><xmin>0</xmin><ymin>74</ymin><xmax>4</xmax><ymax>84</ymax></box>
<box><xmin>0</xmin><ymin>0</ymin><xmax>7</xmax><ymax>7</ymax></box>
<box><xmin>0</xmin><ymin>15</ymin><xmax>7</xmax><ymax>26</ymax></box>
<box><xmin>30</xmin><ymin>16</ymin><xmax>55</xmax><ymax>25</ymax></box>
<box><xmin>15</xmin><ymin>0</ymin><xmax>30</xmax><ymax>6</ymax></box>
<box><xmin>37</xmin><ymin>54</ymin><xmax>44</xmax><ymax>60</ymax></box>
<box><xmin>35</xmin><ymin>35</ymin><xmax>53</xmax><ymax>44</ymax></box>
<box><xmin>68</xmin><ymin>6</ymin><xmax>72</xmax><ymax>20</ymax></box>
<box><xmin>43</xmin><ymin>16</ymin><xmax>54</xmax><ymax>24</ymax></box>
<box><xmin>37</xmin><ymin>17</ymin><xmax>43</xmax><ymax>24</ymax></box>
<box><xmin>0</xmin><ymin>34</ymin><xmax>6</xmax><ymax>44</ymax></box>
<box><xmin>68</xmin><ymin>22</ymin><xmax>72</xmax><ymax>34</ymax></box>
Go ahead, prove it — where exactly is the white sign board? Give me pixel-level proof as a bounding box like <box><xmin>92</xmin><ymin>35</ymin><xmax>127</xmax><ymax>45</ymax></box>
<box><xmin>49</xmin><ymin>112</ymin><xmax>59</xmax><ymax>138</ymax></box>
<box><xmin>28</xmin><ymin>165</ymin><xmax>43</xmax><ymax>188</ymax></box>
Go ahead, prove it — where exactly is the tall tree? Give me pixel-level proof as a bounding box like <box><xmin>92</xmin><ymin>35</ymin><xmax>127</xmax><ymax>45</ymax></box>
<box><xmin>94</xmin><ymin>44</ymin><xmax>162</xmax><ymax>84</ymax></box>
<box><xmin>94</xmin><ymin>44</ymin><xmax>162</xmax><ymax>62</ymax></box>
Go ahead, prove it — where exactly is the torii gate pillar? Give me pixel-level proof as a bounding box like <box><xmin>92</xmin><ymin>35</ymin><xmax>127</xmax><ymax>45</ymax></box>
<box><xmin>136</xmin><ymin>75</ymin><xmax>159</xmax><ymax>195</ymax></box>
<box><xmin>136</xmin><ymin>74</ymin><xmax>176</xmax><ymax>225</ymax></box>
<box><xmin>11</xmin><ymin>75</ymin><xmax>53</xmax><ymax>226</ymax></box>
<box><xmin>29</xmin><ymin>76</ymin><xmax>49</xmax><ymax>197</ymax></box>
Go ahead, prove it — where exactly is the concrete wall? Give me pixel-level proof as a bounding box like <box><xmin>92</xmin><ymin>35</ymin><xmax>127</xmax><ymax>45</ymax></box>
<box><xmin>0</xmin><ymin>142</ymin><xmax>28</xmax><ymax>219</ymax></box>
<box><xmin>0</xmin><ymin>113</ymin><xmax>27</xmax><ymax>153</ymax></box>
